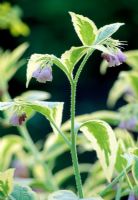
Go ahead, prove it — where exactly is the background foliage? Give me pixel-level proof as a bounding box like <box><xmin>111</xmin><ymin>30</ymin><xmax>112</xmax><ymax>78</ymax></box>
<box><xmin>0</xmin><ymin>0</ymin><xmax>138</xmax><ymax>148</ymax></box>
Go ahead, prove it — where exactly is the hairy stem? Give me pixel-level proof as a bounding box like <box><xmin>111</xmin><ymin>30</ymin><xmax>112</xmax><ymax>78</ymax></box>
<box><xmin>70</xmin><ymin>48</ymin><xmax>94</xmax><ymax>198</ymax></box>
<box><xmin>70</xmin><ymin>82</ymin><xmax>83</xmax><ymax>198</ymax></box>
<box><xmin>74</xmin><ymin>49</ymin><xmax>94</xmax><ymax>84</ymax></box>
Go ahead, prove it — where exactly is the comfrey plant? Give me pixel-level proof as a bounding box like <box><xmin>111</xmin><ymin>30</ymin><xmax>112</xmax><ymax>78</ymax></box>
<box><xmin>1</xmin><ymin>12</ymin><xmax>138</xmax><ymax>200</ymax></box>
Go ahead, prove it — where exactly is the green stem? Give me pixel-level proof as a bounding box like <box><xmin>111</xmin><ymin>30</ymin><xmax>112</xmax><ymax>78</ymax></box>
<box><xmin>70</xmin><ymin>48</ymin><xmax>94</xmax><ymax>198</ymax></box>
<box><xmin>50</xmin><ymin>119</ymin><xmax>71</xmax><ymax>148</ymax></box>
<box><xmin>70</xmin><ymin>82</ymin><xmax>83</xmax><ymax>198</ymax></box>
<box><xmin>74</xmin><ymin>49</ymin><xmax>94</xmax><ymax>84</ymax></box>
<box><xmin>115</xmin><ymin>179</ymin><xmax>123</xmax><ymax>200</ymax></box>
<box><xmin>99</xmin><ymin>165</ymin><xmax>131</xmax><ymax>197</ymax></box>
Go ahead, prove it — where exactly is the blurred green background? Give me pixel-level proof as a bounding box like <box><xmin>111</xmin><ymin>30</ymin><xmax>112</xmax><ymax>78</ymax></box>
<box><xmin>1</xmin><ymin>0</ymin><xmax>138</xmax><ymax>140</ymax></box>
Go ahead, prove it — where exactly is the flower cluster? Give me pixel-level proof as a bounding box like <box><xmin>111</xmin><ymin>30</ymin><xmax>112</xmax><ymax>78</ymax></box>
<box><xmin>32</xmin><ymin>63</ymin><xmax>53</xmax><ymax>83</ymax></box>
<box><xmin>10</xmin><ymin>112</ymin><xmax>27</xmax><ymax>126</ymax></box>
<box><xmin>102</xmin><ymin>49</ymin><xmax>126</xmax><ymax>67</ymax></box>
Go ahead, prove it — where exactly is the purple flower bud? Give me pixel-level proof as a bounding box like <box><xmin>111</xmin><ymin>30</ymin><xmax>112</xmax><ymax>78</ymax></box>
<box><xmin>102</xmin><ymin>49</ymin><xmax>126</xmax><ymax>67</ymax></box>
<box><xmin>10</xmin><ymin>112</ymin><xmax>27</xmax><ymax>126</ymax></box>
<box><xmin>119</xmin><ymin>117</ymin><xmax>137</xmax><ymax>131</ymax></box>
<box><xmin>32</xmin><ymin>65</ymin><xmax>53</xmax><ymax>83</ymax></box>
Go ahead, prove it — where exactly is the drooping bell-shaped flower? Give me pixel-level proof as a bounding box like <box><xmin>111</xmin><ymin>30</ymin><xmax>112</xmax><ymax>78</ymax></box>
<box><xmin>32</xmin><ymin>63</ymin><xmax>53</xmax><ymax>83</ymax></box>
<box><xmin>102</xmin><ymin>49</ymin><xmax>126</xmax><ymax>67</ymax></box>
<box><xmin>117</xmin><ymin>49</ymin><xmax>126</xmax><ymax>63</ymax></box>
<box><xmin>10</xmin><ymin>112</ymin><xmax>27</xmax><ymax>126</ymax></box>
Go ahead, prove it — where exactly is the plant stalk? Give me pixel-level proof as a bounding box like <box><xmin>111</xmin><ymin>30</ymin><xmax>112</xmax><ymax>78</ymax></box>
<box><xmin>70</xmin><ymin>82</ymin><xmax>83</xmax><ymax>198</ymax></box>
<box><xmin>99</xmin><ymin>165</ymin><xmax>131</xmax><ymax>197</ymax></box>
<box><xmin>70</xmin><ymin>48</ymin><xmax>94</xmax><ymax>198</ymax></box>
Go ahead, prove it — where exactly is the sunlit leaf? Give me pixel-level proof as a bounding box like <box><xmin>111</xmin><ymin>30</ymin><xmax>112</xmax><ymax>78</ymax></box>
<box><xmin>107</xmin><ymin>72</ymin><xmax>129</xmax><ymax>107</ymax></box>
<box><xmin>48</xmin><ymin>190</ymin><xmax>103</xmax><ymax>200</ymax></box>
<box><xmin>125</xmin><ymin>50</ymin><xmax>138</xmax><ymax>70</ymax></box>
<box><xmin>80</xmin><ymin>120</ymin><xmax>117</xmax><ymax>181</ymax></box>
<box><xmin>95</xmin><ymin>23</ymin><xmax>124</xmax><ymax>44</ymax></box>
<box><xmin>69</xmin><ymin>12</ymin><xmax>97</xmax><ymax>46</ymax></box>
<box><xmin>61</xmin><ymin>46</ymin><xmax>89</xmax><ymax>73</ymax></box>
<box><xmin>0</xmin><ymin>43</ymin><xmax>28</xmax><ymax>81</ymax></box>
<box><xmin>115</xmin><ymin>128</ymin><xmax>135</xmax><ymax>149</ymax></box>
<box><xmin>25</xmin><ymin>101</ymin><xmax>64</xmax><ymax>134</ymax></box>
<box><xmin>0</xmin><ymin>2</ymin><xmax>30</xmax><ymax>36</ymax></box>
<box><xmin>55</xmin><ymin>164</ymin><xmax>92</xmax><ymax>185</ymax></box>
<box><xmin>48</xmin><ymin>190</ymin><xmax>77</xmax><ymax>200</ymax></box>
<box><xmin>10</xmin><ymin>185</ymin><xmax>37</xmax><ymax>200</ymax></box>
<box><xmin>0</xmin><ymin>135</ymin><xmax>24</xmax><ymax>170</ymax></box>
<box><xmin>0</xmin><ymin>169</ymin><xmax>14</xmax><ymax>195</ymax></box>
<box><xmin>0</xmin><ymin>102</ymin><xmax>14</xmax><ymax>110</ymax></box>
<box><xmin>115</xmin><ymin>140</ymin><xmax>127</xmax><ymax>173</ymax></box>
<box><xmin>127</xmin><ymin>72</ymin><xmax>138</xmax><ymax>98</ymax></box>
<box><xmin>61</xmin><ymin>111</ymin><xmax>120</xmax><ymax>132</ymax></box>
<box><xmin>43</xmin><ymin>134</ymin><xmax>69</xmax><ymax>161</ymax></box>
<box><xmin>20</xmin><ymin>90</ymin><xmax>51</xmax><ymax>101</ymax></box>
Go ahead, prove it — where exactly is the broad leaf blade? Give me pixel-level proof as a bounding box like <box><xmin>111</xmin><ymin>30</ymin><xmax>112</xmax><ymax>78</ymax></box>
<box><xmin>26</xmin><ymin>101</ymin><xmax>64</xmax><ymax>134</ymax></box>
<box><xmin>115</xmin><ymin>140</ymin><xmax>127</xmax><ymax>173</ymax></box>
<box><xmin>125</xmin><ymin>50</ymin><xmax>138</xmax><ymax>70</ymax></box>
<box><xmin>48</xmin><ymin>190</ymin><xmax>78</xmax><ymax>200</ymax></box>
<box><xmin>95</xmin><ymin>23</ymin><xmax>124</xmax><ymax>44</ymax></box>
<box><xmin>11</xmin><ymin>185</ymin><xmax>37</xmax><ymax>200</ymax></box>
<box><xmin>69</xmin><ymin>12</ymin><xmax>97</xmax><ymax>46</ymax></box>
<box><xmin>107</xmin><ymin>74</ymin><xmax>128</xmax><ymax>107</ymax></box>
<box><xmin>0</xmin><ymin>102</ymin><xmax>14</xmax><ymax>110</ymax></box>
<box><xmin>44</xmin><ymin>134</ymin><xmax>69</xmax><ymax>161</ymax></box>
<box><xmin>3</xmin><ymin>43</ymin><xmax>28</xmax><ymax>81</ymax></box>
<box><xmin>20</xmin><ymin>90</ymin><xmax>51</xmax><ymax>101</ymax></box>
<box><xmin>108</xmin><ymin>71</ymin><xmax>138</xmax><ymax>107</ymax></box>
<box><xmin>0</xmin><ymin>169</ymin><xmax>14</xmax><ymax>195</ymax></box>
<box><xmin>61</xmin><ymin>111</ymin><xmax>121</xmax><ymax>132</ymax></box>
<box><xmin>61</xmin><ymin>46</ymin><xmax>88</xmax><ymax>73</ymax></box>
<box><xmin>0</xmin><ymin>135</ymin><xmax>24</xmax><ymax>170</ymax></box>
<box><xmin>80</xmin><ymin>120</ymin><xmax>117</xmax><ymax>181</ymax></box>
<box><xmin>48</xmin><ymin>190</ymin><xmax>103</xmax><ymax>200</ymax></box>
<box><xmin>127</xmin><ymin>72</ymin><xmax>138</xmax><ymax>98</ymax></box>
